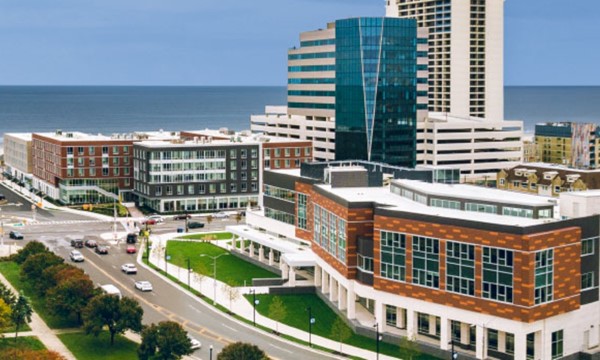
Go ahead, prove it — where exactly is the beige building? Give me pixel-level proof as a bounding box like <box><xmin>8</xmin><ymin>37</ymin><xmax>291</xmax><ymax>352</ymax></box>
<box><xmin>3</xmin><ymin>133</ymin><xmax>33</xmax><ymax>184</ymax></box>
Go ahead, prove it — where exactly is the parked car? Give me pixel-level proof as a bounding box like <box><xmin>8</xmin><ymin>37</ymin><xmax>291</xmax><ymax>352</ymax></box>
<box><xmin>9</xmin><ymin>231</ymin><xmax>24</xmax><ymax>240</ymax></box>
<box><xmin>188</xmin><ymin>222</ymin><xmax>205</xmax><ymax>229</ymax></box>
<box><xmin>135</xmin><ymin>281</ymin><xmax>153</xmax><ymax>292</ymax></box>
<box><xmin>95</xmin><ymin>246</ymin><xmax>109</xmax><ymax>255</ymax></box>
<box><xmin>142</xmin><ymin>219</ymin><xmax>157</xmax><ymax>225</ymax></box>
<box><xmin>69</xmin><ymin>250</ymin><xmax>84</xmax><ymax>262</ymax></box>
<box><xmin>188</xmin><ymin>336</ymin><xmax>201</xmax><ymax>350</ymax></box>
<box><xmin>212</xmin><ymin>211</ymin><xmax>229</xmax><ymax>219</ymax></box>
<box><xmin>121</xmin><ymin>263</ymin><xmax>137</xmax><ymax>274</ymax></box>
<box><xmin>84</xmin><ymin>239</ymin><xmax>98</xmax><ymax>248</ymax></box>
<box><xmin>126</xmin><ymin>245</ymin><xmax>136</xmax><ymax>254</ymax></box>
<box><xmin>173</xmin><ymin>213</ymin><xmax>192</xmax><ymax>220</ymax></box>
<box><xmin>126</xmin><ymin>233</ymin><xmax>137</xmax><ymax>244</ymax></box>
<box><xmin>70</xmin><ymin>239</ymin><xmax>84</xmax><ymax>248</ymax></box>
<box><xmin>147</xmin><ymin>214</ymin><xmax>164</xmax><ymax>223</ymax></box>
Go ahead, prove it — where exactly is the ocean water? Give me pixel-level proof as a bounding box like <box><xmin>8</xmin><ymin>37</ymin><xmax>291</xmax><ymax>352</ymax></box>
<box><xmin>0</xmin><ymin>86</ymin><xmax>599</xmax><ymax>146</ymax></box>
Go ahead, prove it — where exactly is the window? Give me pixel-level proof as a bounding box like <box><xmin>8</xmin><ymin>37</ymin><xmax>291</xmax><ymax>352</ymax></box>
<box><xmin>551</xmin><ymin>330</ymin><xmax>563</xmax><ymax>359</ymax></box>
<box><xmin>166</xmin><ymin>186</ymin><xmax>173</xmax><ymax>195</ymax></box>
<box><xmin>264</xmin><ymin>207</ymin><xmax>295</xmax><ymax>225</ymax></box>
<box><xmin>506</xmin><ymin>333</ymin><xmax>515</xmax><ymax>355</ymax></box>
<box><xmin>188</xmin><ymin>185</ymin><xmax>195</xmax><ymax>195</ymax></box>
<box><xmin>582</xmin><ymin>238</ymin><xmax>595</xmax><ymax>256</ymax></box>
<box><xmin>385</xmin><ymin>305</ymin><xmax>397</xmax><ymax>327</ymax></box>
<box><xmin>313</xmin><ymin>204</ymin><xmax>345</xmax><ymax>262</ymax></box>
<box><xmin>230</xmin><ymin>149</ymin><xmax>237</xmax><ymax>158</ymax></box>
<box><xmin>357</xmin><ymin>254</ymin><xmax>373</xmax><ymax>273</ymax></box>
<box><xmin>446</xmin><ymin>241</ymin><xmax>475</xmax><ymax>296</ymax></box>
<box><xmin>380</xmin><ymin>231</ymin><xmax>406</xmax><ymax>282</ymax></box>
<box><xmin>113</xmin><ymin>168</ymin><xmax>119</xmax><ymax>176</ymax></box>
<box><xmin>220</xmin><ymin>183</ymin><xmax>226</xmax><ymax>193</ymax></box>
<box><xmin>89</xmin><ymin>146</ymin><xmax>95</xmax><ymax>155</ymax></box>
<box><xmin>102</xmin><ymin>146</ymin><xmax>108</xmax><ymax>155</ymax></box>
<box><xmin>113</xmin><ymin>146</ymin><xmax>119</xmax><ymax>154</ymax></box>
<box><xmin>274</xmin><ymin>149</ymin><xmax>281</xmax><ymax>157</ymax></box>
<box><xmin>112</xmin><ymin>157</ymin><xmax>119</xmax><ymax>166</ymax></box>
<box><xmin>297</xmin><ymin>193</ymin><xmax>308</xmax><ymax>230</ymax></box>
<box><xmin>89</xmin><ymin>168</ymin><xmax>96</xmax><ymax>176</ymax></box>
<box><xmin>465</xmin><ymin>203</ymin><xmax>497</xmax><ymax>214</ymax></box>
<box><xmin>534</xmin><ymin>249</ymin><xmax>554</xmax><ymax>304</ymax></box>
<box><xmin>285</xmin><ymin>148</ymin><xmax>290</xmax><ymax>157</ymax></box>
<box><xmin>251</xmin><ymin>148</ymin><xmax>257</xmax><ymax>158</ymax></box>
<box><xmin>230</xmin><ymin>160</ymin><xmax>237</xmax><ymax>170</ymax></box>
<box><xmin>483</xmin><ymin>247</ymin><xmax>513</xmax><ymax>303</ymax></box>
<box><xmin>502</xmin><ymin>206</ymin><xmax>533</xmax><ymax>218</ymax></box>
<box><xmin>90</xmin><ymin>158</ymin><xmax>96</xmax><ymax>167</ymax></box>
<box><xmin>155</xmin><ymin>187</ymin><xmax>162</xmax><ymax>196</ymax></box>
<box><xmin>488</xmin><ymin>329</ymin><xmax>498</xmax><ymax>351</ymax></box>
<box><xmin>78</xmin><ymin>146</ymin><xmax>84</xmax><ymax>154</ymax></box>
<box><xmin>123</xmin><ymin>146</ymin><xmax>129</xmax><ymax>154</ymax></box>
<box><xmin>295</xmin><ymin>148</ymin><xmax>301</xmax><ymax>156</ymax></box>
<box><xmin>413</xmin><ymin>236</ymin><xmax>440</xmax><ymax>288</ymax></box>
<box><xmin>430</xmin><ymin>198</ymin><xmax>460</xmax><ymax>210</ymax></box>
<box><xmin>102</xmin><ymin>168</ymin><xmax>109</xmax><ymax>176</ymax></box>
<box><xmin>78</xmin><ymin>168</ymin><xmax>85</xmax><ymax>176</ymax></box>
<box><xmin>582</xmin><ymin>272</ymin><xmax>594</xmax><ymax>290</ymax></box>
<box><xmin>67</xmin><ymin>147</ymin><xmax>73</xmax><ymax>155</ymax></box>
<box><xmin>230</xmin><ymin>183</ymin><xmax>237</xmax><ymax>193</ymax></box>
<box><xmin>241</xmin><ymin>149</ymin><xmax>247</xmax><ymax>158</ymax></box>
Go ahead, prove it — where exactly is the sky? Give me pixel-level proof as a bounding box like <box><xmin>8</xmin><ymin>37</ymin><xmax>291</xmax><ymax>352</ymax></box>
<box><xmin>0</xmin><ymin>0</ymin><xmax>598</xmax><ymax>86</ymax></box>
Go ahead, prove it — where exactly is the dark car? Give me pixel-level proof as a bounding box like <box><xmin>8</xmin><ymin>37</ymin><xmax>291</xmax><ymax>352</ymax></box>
<box><xmin>9</xmin><ymin>231</ymin><xmax>24</xmax><ymax>240</ymax></box>
<box><xmin>71</xmin><ymin>239</ymin><xmax>84</xmax><ymax>248</ymax></box>
<box><xmin>95</xmin><ymin>246</ymin><xmax>109</xmax><ymax>255</ymax></box>
<box><xmin>84</xmin><ymin>239</ymin><xmax>98</xmax><ymax>248</ymax></box>
<box><xmin>188</xmin><ymin>222</ymin><xmax>205</xmax><ymax>229</ymax></box>
<box><xmin>126</xmin><ymin>233</ymin><xmax>137</xmax><ymax>244</ymax></box>
<box><xmin>173</xmin><ymin>213</ymin><xmax>192</xmax><ymax>220</ymax></box>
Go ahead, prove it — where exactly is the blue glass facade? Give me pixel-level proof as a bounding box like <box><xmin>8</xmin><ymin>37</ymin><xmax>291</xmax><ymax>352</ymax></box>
<box><xmin>334</xmin><ymin>18</ymin><xmax>420</xmax><ymax>167</ymax></box>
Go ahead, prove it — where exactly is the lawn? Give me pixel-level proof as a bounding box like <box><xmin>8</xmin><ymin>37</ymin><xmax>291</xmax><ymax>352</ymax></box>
<box><xmin>59</xmin><ymin>331</ymin><xmax>138</xmax><ymax>360</ymax></box>
<box><xmin>178</xmin><ymin>232</ymin><xmax>233</xmax><ymax>240</ymax></box>
<box><xmin>247</xmin><ymin>294</ymin><xmax>439</xmax><ymax>360</ymax></box>
<box><xmin>0</xmin><ymin>261</ymin><xmax>80</xmax><ymax>329</ymax></box>
<box><xmin>166</xmin><ymin>241</ymin><xmax>278</xmax><ymax>286</ymax></box>
<box><xmin>0</xmin><ymin>336</ymin><xmax>46</xmax><ymax>352</ymax></box>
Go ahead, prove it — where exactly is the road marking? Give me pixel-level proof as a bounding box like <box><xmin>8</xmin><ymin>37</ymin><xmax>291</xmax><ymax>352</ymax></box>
<box><xmin>222</xmin><ymin>324</ymin><xmax>238</xmax><ymax>333</ymax></box>
<box><xmin>271</xmin><ymin>344</ymin><xmax>293</xmax><ymax>354</ymax></box>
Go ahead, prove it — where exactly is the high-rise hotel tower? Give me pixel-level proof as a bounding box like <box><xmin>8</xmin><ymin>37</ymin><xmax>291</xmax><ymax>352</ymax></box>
<box><xmin>386</xmin><ymin>0</ymin><xmax>504</xmax><ymax>121</ymax></box>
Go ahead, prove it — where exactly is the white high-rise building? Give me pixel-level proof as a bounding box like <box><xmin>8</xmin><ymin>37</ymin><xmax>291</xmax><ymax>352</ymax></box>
<box><xmin>386</xmin><ymin>0</ymin><xmax>504</xmax><ymax>121</ymax></box>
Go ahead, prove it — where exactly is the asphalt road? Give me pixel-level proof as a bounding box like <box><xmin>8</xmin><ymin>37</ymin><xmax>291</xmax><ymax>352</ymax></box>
<box><xmin>5</xmin><ymin>208</ymin><xmax>337</xmax><ymax>359</ymax></box>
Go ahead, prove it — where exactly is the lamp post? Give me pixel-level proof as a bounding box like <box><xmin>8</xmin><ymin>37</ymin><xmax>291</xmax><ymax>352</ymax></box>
<box><xmin>450</xmin><ymin>339</ymin><xmax>458</xmax><ymax>359</ymax></box>
<box><xmin>250</xmin><ymin>289</ymin><xmax>260</xmax><ymax>326</ymax></box>
<box><xmin>209</xmin><ymin>345</ymin><xmax>213</xmax><ymax>360</ymax></box>
<box><xmin>307</xmin><ymin>306</ymin><xmax>315</xmax><ymax>347</ymax></box>
<box><xmin>200</xmin><ymin>253</ymin><xmax>229</xmax><ymax>305</ymax></box>
<box><xmin>374</xmin><ymin>322</ymin><xmax>381</xmax><ymax>360</ymax></box>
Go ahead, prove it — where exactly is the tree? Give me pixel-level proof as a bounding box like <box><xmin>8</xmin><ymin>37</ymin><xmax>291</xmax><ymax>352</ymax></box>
<box><xmin>13</xmin><ymin>241</ymin><xmax>49</xmax><ymax>264</ymax></box>
<box><xmin>217</xmin><ymin>342</ymin><xmax>269</xmax><ymax>360</ymax></box>
<box><xmin>206</xmin><ymin>215</ymin><xmax>213</xmax><ymax>227</ymax></box>
<box><xmin>220</xmin><ymin>282</ymin><xmax>240</xmax><ymax>312</ymax></box>
<box><xmin>10</xmin><ymin>294</ymin><xmax>32</xmax><ymax>341</ymax></box>
<box><xmin>83</xmin><ymin>295</ymin><xmax>143</xmax><ymax>345</ymax></box>
<box><xmin>330</xmin><ymin>317</ymin><xmax>352</xmax><ymax>354</ymax></box>
<box><xmin>268</xmin><ymin>296</ymin><xmax>286</xmax><ymax>334</ymax></box>
<box><xmin>0</xmin><ymin>298</ymin><xmax>12</xmax><ymax>330</ymax></box>
<box><xmin>38</xmin><ymin>263</ymin><xmax>71</xmax><ymax>295</ymax></box>
<box><xmin>235</xmin><ymin>213</ymin><xmax>242</xmax><ymax>224</ymax></box>
<box><xmin>21</xmin><ymin>253</ymin><xmax>64</xmax><ymax>292</ymax></box>
<box><xmin>138</xmin><ymin>321</ymin><xmax>193</xmax><ymax>360</ymax></box>
<box><xmin>400</xmin><ymin>335</ymin><xmax>420</xmax><ymax>360</ymax></box>
<box><xmin>47</xmin><ymin>274</ymin><xmax>97</xmax><ymax>324</ymax></box>
<box><xmin>0</xmin><ymin>282</ymin><xmax>15</xmax><ymax>308</ymax></box>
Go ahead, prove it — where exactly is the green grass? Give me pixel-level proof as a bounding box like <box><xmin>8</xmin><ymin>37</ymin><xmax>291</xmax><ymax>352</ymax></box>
<box><xmin>0</xmin><ymin>261</ymin><xmax>80</xmax><ymax>329</ymax></box>
<box><xmin>0</xmin><ymin>336</ymin><xmax>46</xmax><ymax>352</ymax></box>
<box><xmin>59</xmin><ymin>331</ymin><xmax>138</xmax><ymax>360</ymax></box>
<box><xmin>166</xmin><ymin>241</ymin><xmax>278</xmax><ymax>286</ymax></box>
<box><xmin>178</xmin><ymin>232</ymin><xmax>233</xmax><ymax>240</ymax></box>
<box><xmin>247</xmin><ymin>294</ymin><xmax>439</xmax><ymax>360</ymax></box>
<box><xmin>1</xmin><ymin>323</ymin><xmax>31</xmax><ymax>333</ymax></box>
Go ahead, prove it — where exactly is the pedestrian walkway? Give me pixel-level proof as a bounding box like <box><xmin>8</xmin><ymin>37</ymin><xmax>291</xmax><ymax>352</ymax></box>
<box><xmin>0</xmin><ymin>272</ymin><xmax>77</xmax><ymax>360</ymax></box>
<box><xmin>27</xmin><ymin>219</ymin><xmax>108</xmax><ymax>226</ymax></box>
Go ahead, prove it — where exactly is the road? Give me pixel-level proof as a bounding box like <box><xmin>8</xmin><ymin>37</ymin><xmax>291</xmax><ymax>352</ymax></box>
<box><xmin>2</xmin><ymin>201</ymin><xmax>337</xmax><ymax>359</ymax></box>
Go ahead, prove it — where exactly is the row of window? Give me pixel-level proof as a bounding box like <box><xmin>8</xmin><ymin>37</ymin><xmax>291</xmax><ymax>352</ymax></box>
<box><xmin>264</xmin><ymin>147</ymin><xmax>311</xmax><ymax>158</ymax></box>
<box><xmin>288</xmin><ymin>52</ymin><xmax>335</xmax><ymax>60</ymax></box>
<box><xmin>138</xmin><ymin>149</ymin><xmax>228</xmax><ymax>161</ymax></box>
<box><xmin>264</xmin><ymin>185</ymin><xmax>296</xmax><ymax>203</ymax></box>
<box><xmin>152</xmin><ymin>182</ymin><xmax>259</xmax><ymax>197</ymax></box>
<box><xmin>265</xmin><ymin>207</ymin><xmax>295</xmax><ymax>225</ymax></box>
<box><xmin>67</xmin><ymin>145</ymin><xmax>129</xmax><ymax>156</ymax></box>
<box><xmin>314</xmin><ymin>205</ymin><xmax>347</xmax><ymax>262</ymax></box>
<box><xmin>66</xmin><ymin>167</ymin><xmax>130</xmax><ymax>177</ymax></box>
<box><xmin>67</xmin><ymin>156</ymin><xmax>130</xmax><ymax>167</ymax></box>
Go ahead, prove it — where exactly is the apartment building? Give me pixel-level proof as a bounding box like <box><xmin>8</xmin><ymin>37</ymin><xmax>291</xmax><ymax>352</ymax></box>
<box><xmin>253</xmin><ymin>17</ymin><xmax>429</xmax><ymax>166</ymax></box>
<box><xmin>386</xmin><ymin>0</ymin><xmax>504</xmax><ymax>121</ymax></box>
<box><xmin>230</xmin><ymin>163</ymin><xmax>599</xmax><ymax>360</ymax></box>
<box><xmin>2</xmin><ymin>133</ymin><xmax>33</xmax><ymax>184</ymax></box>
<box><xmin>535</xmin><ymin>122</ymin><xmax>600</xmax><ymax>169</ymax></box>
<box><xmin>133</xmin><ymin>130</ymin><xmax>312</xmax><ymax>213</ymax></box>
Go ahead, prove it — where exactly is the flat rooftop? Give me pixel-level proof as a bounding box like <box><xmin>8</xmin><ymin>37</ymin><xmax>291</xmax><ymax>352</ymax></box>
<box><xmin>521</xmin><ymin>162</ymin><xmax>600</xmax><ymax>173</ymax></box>
<box><xmin>184</xmin><ymin>129</ymin><xmax>311</xmax><ymax>144</ymax></box>
<box><xmin>35</xmin><ymin>131</ymin><xmax>114</xmax><ymax>142</ymax></box>
<box><xmin>4</xmin><ymin>133</ymin><xmax>32</xmax><ymax>141</ymax></box>
<box><xmin>395</xmin><ymin>179</ymin><xmax>556</xmax><ymax>207</ymax></box>
<box><xmin>427</xmin><ymin>112</ymin><xmax>523</xmax><ymax>125</ymax></box>
<box><xmin>316</xmin><ymin>184</ymin><xmax>551</xmax><ymax>227</ymax></box>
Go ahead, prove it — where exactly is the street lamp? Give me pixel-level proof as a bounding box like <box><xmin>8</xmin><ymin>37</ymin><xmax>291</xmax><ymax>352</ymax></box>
<box><xmin>209</xmin><ymin>345</ymin><xmax>213</xmax><ymax>360</ymax></box>
<box><xmin>306</xmin><ymin>306</ymin><xmax>315</xmax><ymax>347</ymax></box>
<box><xmin>449</xmin><ymin>339</ymin><xmax>458</xmax><ymax>359</ymax></box>
<box><xmin>200</xmin><ymin>253</ymin><xmax>229</xmax><ymax>305</ymax></box>
<box><xmin>374</xmin><ymin>322</ymin><xmax>382</xmax><ymax>360</ymax></box>
<box><xmin>250</xmin><ymin>289</ymin><xmax>259</xmax><ymax>326</ymax></box>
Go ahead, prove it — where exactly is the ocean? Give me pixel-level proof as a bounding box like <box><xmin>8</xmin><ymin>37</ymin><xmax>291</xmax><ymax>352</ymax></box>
<box><xmin>0</xmin><ymin>86</ymin><xmax>599</xmax><ymax>147</ymax></box>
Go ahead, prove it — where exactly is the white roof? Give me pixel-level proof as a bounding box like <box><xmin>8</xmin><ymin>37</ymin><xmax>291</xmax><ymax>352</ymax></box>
<box><xmin>226</xmin><ymin>225</ymin><xmax>311</xmax><ymax>254</ymax></box>
<box><xmin>35</xmin><ymin>131</ymin><xmax>114</xmax><ymax>141</ymax></box>
<box><xmin>560</xmin><ymin>190</ymin><xmax>600</xmax><ymax>198</ymax></box>
<box><xmin>395</xmin><ymin>179</ymin><xmax>555</xmax><ymax>207</ymax></box>
<box><xmin>4</xmin><ymin>133</ymin><xmax>32</xmax><ymax>141</ymax></box>
<box><xmin>317</xmin><ymin>184</ymin><xmax>550</xmax><ymax>227</ymax></box>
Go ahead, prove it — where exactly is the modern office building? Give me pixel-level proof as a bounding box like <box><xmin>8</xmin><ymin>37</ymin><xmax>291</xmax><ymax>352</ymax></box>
<box><xmin>229</xmin><ymin>162</ymin><xmax>599</xmax><ymax>360</ymax></box>
<box><xmin>133</xmin><ymin>130</ymin><xmax>312</xmax><ymax>213</ymax></box>
<box><xmin>254</xmin><ymin>17</ymin><xmax>430</xmax><ymax>167</ymax></box>
<box><xmin>497</xmin><ymin>163</ymin><xmax>600</xmax><ymax>197</ymax></box>
<box><xmin>2</xmin><ymin>133</ymin><xmax>33</xmax><ymax>185</ymax></box>
<box><xmin>386</xmin><ymin>0</ymin><xmax>504</xmax><ymax>121</ymax></box>
<box><xmin>535</xmin><ymin>122</ymin><xmax>600</xmax><ymax>169</ymax></box>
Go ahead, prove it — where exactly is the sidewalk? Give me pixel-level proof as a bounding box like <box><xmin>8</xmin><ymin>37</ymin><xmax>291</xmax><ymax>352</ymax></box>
<box><xmin>145</xmin><ymin>234</ymin><xmax>398</xmax><ymax>360</ymax></box>
<box><xmin>0</xmin><ymin>272</ymin><xmax>77</xmax><ymax>360</ymax></box>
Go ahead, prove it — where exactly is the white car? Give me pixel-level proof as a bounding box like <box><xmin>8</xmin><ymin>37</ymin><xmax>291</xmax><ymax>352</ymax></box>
<box><xmin>135</xmin><ymin>280</ymin><xmax>153</xmax><ymax>292</ymax></box>
<box><xmin>121</xmin><ymin>263</ymin><xmax>138</xmax><ymax>274</ymax></box>
<box><xmin>69</xmin><ymin>250</ymin><xmax>84</xmax><ymax>262</ymax></box>
<box><xmin>188</xmin><ymin>336</ymin><xmax>201</xmax><ymax>350</ymax></box>
<box><xmin>147</xmin><ymin>214</ymin><xmax>164</xmax><ymax>223</ymax></box>
<box><xmin>212</xmin><ymin>211</ymin><xmax>229</xmax><ymax>219</ymax></box>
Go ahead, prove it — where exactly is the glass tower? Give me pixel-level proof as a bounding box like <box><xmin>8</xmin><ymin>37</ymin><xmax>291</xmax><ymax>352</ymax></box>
<box><xmin>334</xmin><ymin>18</ymin><xmax>424</xmax><ymax>167</ymax></box>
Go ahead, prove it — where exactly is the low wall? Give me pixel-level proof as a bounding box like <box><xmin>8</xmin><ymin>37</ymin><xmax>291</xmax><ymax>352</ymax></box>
<box><xmin>230</xmin><ymin>250</ymin><xmax>282</xmax><ymax>276</ymax></box>
<box><xmin>269</xmin><ymin>286</ymin><xmax>316</xmax><ymax>296</ymax></box>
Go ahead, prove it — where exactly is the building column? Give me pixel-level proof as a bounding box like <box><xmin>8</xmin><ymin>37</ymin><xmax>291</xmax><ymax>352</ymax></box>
<box><xmin>329</xmin><ymin>277</ymin><xmax>337</xmax><ymax>302</ymax></box>
<box><xmin>268</xmin><ymin>249</ymin><xmax>274</xmax><ymax>266</ymax></box>
<box><xmin>249</xmin><ymin>242</ymin><xmax>255</xmax><ymax>258</ymax></box>
<box><xmin>406</xmin><ymin>310</ymin><xmax>417</xmax><ymax>340</ymax></box>
<box><xmin>440</xmin><ymin>317</ymin><xmax>450</xmax><ymax>351</ymax></box>
<box><xmin>537</xmin><ymin>330</ymin><xmax>546</xmax><ymax>360</ymax></box>
<box><xmin>321</xmin><ymin>271</ymin><xmax>329</xmax><ymax>294</ymax></box>
<box><xmin>498</xmin><ymin>331</ymin><xmax>506</xmax><ymax>353</ymax></box>
<box><xmin>258</xmin><ymin>245</ymin><xmax>264</xmax><ymax>262</ymax></box>
<box><xmin>397</xmin><ymin>308</ymin><xmax>406</xmax><ymax>329</ymax></box>
<box><xmin>475</xmin><ymin>325</ymin><xmax>486</xmax><ymax>359</ymax></box>
<box><xmin>338</xmin><ymin>283</ymin><xmax>347</xmax><ymax>310</ymax></box>
<box><xmin>346</xmin><ymin>287</ymin><xmax>356</xmax><ymax>320</ymax></box>
<box><xmin>460</xmin><ymin>323</ymin><xmax>470</xmax><ymax>346</ymax></box>
<box><xmin>288</xmin><ymin>266</ymin><xmax>296</xmax><ymax>287</ymax></box>
<box><xmin>428</xmin><ymin>315</ymin><xmax>437</xmax><ymax>337</ymax></box>
<box><xmin>314</xmin><ymin>266</ymin><xmax>322</xmax><ymax>287</ymax></box>
<box><xmin>280</xmin><ymin>262</ymin><xmax>289</xmax><ymax>280</ymax></box>
<box><xmin>374</xmin><ymin>300</ymin><xmax>384</xmax><ymax>331</ymax></box>
<box><xmin>514</xmin><ymin>332</ymin><xmax>527</xmax><ymax>360</ymax></box>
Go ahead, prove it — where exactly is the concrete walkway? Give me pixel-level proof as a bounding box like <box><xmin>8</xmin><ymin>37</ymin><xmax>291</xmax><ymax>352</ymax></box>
<box><xmin>0</xmin><ymin>272</ymin><xmax>77</xmax><ymax>360</ymax></box>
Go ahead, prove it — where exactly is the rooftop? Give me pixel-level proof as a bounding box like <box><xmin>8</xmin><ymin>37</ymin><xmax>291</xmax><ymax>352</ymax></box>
<box><xmin>519</xmin><ymin>162</ymin><xmax>600</xmax><ymax>173</ymax></box>
<box><xmin>4</xmin><ymin>133</ymin><xmax>32</xmax><ymax>141</ymax></box>
<box><xmin>427</xmin><ymin>112</ymin><xmax>523</xmax><ymax>125</ymax></box>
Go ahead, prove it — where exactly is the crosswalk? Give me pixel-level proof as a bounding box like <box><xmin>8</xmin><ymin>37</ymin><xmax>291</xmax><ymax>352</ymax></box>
<box><xmin>27</xmin><ymin>219</ymin><xmax>109</xmax><ymax>226</ymax></box>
